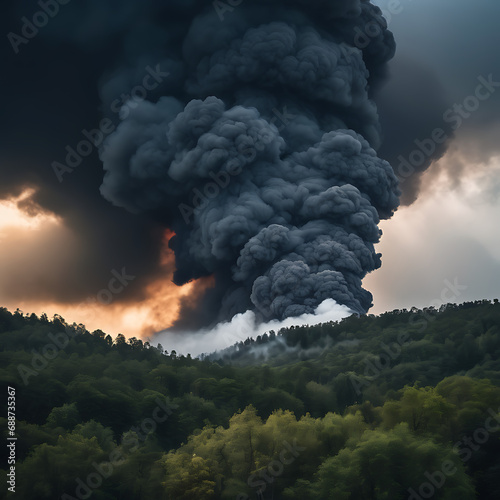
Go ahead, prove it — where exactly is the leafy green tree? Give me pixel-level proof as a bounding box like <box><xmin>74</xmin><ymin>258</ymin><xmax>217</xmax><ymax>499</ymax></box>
<box><xmin>435</xmin><ymin>376</ymin><xmax>500</xmax><ymax>434</ymax></box>
<box><xmin>73</xmin><ymin>420</ymin><xmax>115</xmax><ymax>452</ymax></box>
<box><xmin>311</xmin><ymin>424</ymin><xmax>475</xmax><ymax>500</ymax></box>
<box><xmin>382</xmin><ymin>385</ymin><xmax>455</xmax><ymax>439</ymax></box>
<box><xmin>46</xmin><ymin>403</ymin><xmax>82</xmax><ymax>430</ymax></box>
<box><xmin>15</xmin><ymin>434</ymin><xmax>107</xmax><ymax>500</ymax></box>
<box><xmin>163</xmin><ymin>451</ymin><xmax>217</xmax><ymax>499</ymax></box>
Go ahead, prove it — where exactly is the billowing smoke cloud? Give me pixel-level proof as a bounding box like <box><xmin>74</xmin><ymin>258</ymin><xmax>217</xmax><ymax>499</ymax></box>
<box><xmin>156</xmin><ymin>298</ymin><xmax>352</xmax><ymax>358</ymax></box>
<box><xmin>100</xmin><ymin>0</ymin><xmax>400</xmax><ymax>327</ymax></box>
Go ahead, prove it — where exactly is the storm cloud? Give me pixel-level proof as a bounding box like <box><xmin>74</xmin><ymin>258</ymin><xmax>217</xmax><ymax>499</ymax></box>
<box><xmin>372</xmin><ymin>0</ymin><xmax>500</xmax><ymax>203</ymax></box>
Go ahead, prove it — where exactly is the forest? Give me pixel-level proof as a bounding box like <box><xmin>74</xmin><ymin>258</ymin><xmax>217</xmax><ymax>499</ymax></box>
<box><xmin>1</xmin><ymin>300</ymin><xmax>500</xmax><ymax>499</ymax></box>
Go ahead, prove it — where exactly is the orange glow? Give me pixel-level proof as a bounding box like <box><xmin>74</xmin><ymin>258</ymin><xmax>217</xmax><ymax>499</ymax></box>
<box><xmin>115</xmin><ymin>229</ymin><xmax>215</xmax><ymax>338</ymax></box>
<box><xmin>0</xmin><ymin>189</ymin><xmax>59</xmax><ymax>230</ymax></box>
<box><xmin>0</xmin><ymin>221</ymin><xmax>214</xmax><ymax>340</ymax></box>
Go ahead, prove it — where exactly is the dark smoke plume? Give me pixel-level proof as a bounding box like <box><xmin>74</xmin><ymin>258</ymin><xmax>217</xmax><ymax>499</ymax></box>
<box><xmin>100</xmin><ymin>0</ymin><xmax>400</xmax><ymax>327</ymax></box>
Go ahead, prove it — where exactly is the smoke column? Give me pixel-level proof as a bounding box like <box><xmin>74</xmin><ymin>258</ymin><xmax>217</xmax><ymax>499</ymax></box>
<box><xmin>100</xmin><ymin>0</ymin><xmax>400</xmax><ymax>328</ymax></box>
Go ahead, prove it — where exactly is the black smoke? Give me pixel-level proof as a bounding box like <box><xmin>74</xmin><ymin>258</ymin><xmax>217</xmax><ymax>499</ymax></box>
<box><xmin>99</xmin><ymin>0</ymin><xmax>400</xmax><ymax>327</ymax></box>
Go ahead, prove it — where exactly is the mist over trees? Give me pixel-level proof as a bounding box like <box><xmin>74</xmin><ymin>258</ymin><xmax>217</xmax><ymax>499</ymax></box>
<box><xmin>1</xmin><ymin>300</ymin><xmax>500</xmax><ymax>499</ymax></box>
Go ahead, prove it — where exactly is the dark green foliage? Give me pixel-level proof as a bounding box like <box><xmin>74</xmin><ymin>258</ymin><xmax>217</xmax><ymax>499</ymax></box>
<box><xmin>0</xmin><ymin>301</ymin><xmax>499</xmax><ymax>499</ymax></box>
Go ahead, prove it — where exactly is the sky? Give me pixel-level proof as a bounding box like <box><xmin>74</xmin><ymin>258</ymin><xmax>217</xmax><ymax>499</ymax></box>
<box><xmin>365</xmin><ymin>0</ymin><xmax>500</xmax><ymax>313</ymax></box>
<box><xmin>1</xmin><ymin>0</ymin><xmax>499</xmax><ymax>354</ymax></box>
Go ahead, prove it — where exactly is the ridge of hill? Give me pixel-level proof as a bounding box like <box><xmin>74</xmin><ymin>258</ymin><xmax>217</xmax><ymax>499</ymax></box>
<box><xmin>1</xmin><ymin>300</ymin><xmax>499</xmax><ymax>499</ymax></box>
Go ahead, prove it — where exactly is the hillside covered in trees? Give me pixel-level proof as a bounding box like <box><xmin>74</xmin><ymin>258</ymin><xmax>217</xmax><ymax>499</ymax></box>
<box><xmin>1</xmin><ymin>300</ymin><xmax>500</xmax><ymax>499</ymax></box>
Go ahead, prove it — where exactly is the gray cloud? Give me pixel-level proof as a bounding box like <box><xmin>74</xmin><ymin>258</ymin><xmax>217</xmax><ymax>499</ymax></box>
<box><xmin>373</xmin><ymin>0</ymin><xmax>500</xmax><ymax>202</ymax></box>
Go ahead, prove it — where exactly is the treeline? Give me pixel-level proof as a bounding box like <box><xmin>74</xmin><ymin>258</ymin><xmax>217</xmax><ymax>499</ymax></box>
<box><xmin>0</xmin><ymin>301</ymin><xmax>499</xmax><ymax>499</ymax></box>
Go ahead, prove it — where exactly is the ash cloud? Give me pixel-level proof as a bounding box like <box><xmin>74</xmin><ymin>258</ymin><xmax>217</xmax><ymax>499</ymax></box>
<box><xmin>100</xmin><ymin>0</ymin><xmax>400</xmax><ymax>327</ymax></box>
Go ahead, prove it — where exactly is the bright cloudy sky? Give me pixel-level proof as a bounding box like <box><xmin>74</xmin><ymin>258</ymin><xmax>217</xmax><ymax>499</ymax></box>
<box><xmin>365</xmin><ymin>0</ymin><xmax>500</xmax><ymax>313</ymax></box>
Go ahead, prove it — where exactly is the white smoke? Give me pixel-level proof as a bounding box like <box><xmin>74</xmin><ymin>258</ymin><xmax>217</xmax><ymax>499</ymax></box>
<box><xmin>153</xmin><ymin>299</ymin><xmax>353</xmax><ymax>357</ymax></box>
